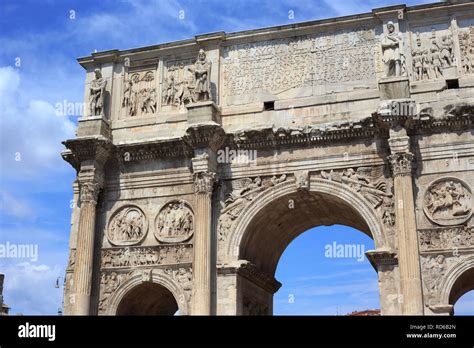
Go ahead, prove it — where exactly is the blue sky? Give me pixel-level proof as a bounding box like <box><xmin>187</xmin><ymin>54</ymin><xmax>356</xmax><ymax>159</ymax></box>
<box><xmin>0</xmin><ymin>0</ymin><xmax>472</xmax><ymax>315</ymax></box>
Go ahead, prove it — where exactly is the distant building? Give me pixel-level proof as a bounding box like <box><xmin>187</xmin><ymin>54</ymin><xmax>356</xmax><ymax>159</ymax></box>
<box><xmin>0</xmin><ymin>274</ymin><xmax>9</xmax><ymax>315</ymax></box>
<box><xmin>347</xmin><ymin>309</ymin><xmax>381</xmax><ymax>316</ymax></box>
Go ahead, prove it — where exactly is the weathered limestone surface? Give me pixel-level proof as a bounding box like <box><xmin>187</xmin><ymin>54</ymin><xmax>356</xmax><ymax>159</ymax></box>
<box><xmin>62</xmin><ymin>1</ymin><xmax>474</xmax><ymax>315</ymax></box>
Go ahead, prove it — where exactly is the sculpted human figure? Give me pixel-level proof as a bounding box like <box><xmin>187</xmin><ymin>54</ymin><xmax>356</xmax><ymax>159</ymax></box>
<box><xmin>164</xmin><ymin>74</ymin><xmax>177</xmax><ymax>105</ymax></box>
<box><xmin>89</xmin><ymin>69</ymin><xmax>107</xmax><ymax>116</ymax></box>
<box><xmin>440</xmin><ymin>35</ymin><xmax>453</xmax><ymax>68</ymax></box>
<box><xmin>381</xmin><ymin>21</ymin><xmax>402</xmax><ymax>77</ymax></box>
<box><xmin>176</xmin><ymin>268</ymin><xmax>192</xmax><ymax>290</ymax></box>
<box><xmin>412</xmin><ymin>34</ymin><xmax>428</xmax><ymax>80</ymax></box>
<box><xmin>424</xmin><ymin>255</ymin><xmax>446</xmax><ymax>302</ymax></box>
<box><xmin>122</xmin><ymin>78</ymin><xmax>133</xmax><ymax>108</ymax></box>
<box><xmin>189</xmin><ymin>49</ymin><xmax>211</xmax><ymax>101</ymax></box>
<box><xmin>463</xmin><ymin>54</ymin><xmax>472</xmax><ymax>74</ymax></box>
<box><xmin>429</xmin><ymin>39</ymin><xmax>443</xmax><ymax>79</ymax></box>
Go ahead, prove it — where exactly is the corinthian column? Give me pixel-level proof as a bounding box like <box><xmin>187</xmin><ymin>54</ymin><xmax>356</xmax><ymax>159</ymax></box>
<box><xmin>388</xmin><ymin>127</ymin><xmax>423</xmax><ymax>315</ymax></box>
<box><xmin>71</xmin><ymin>180</ymin><xmax>100</xmax><ymax>315</ymax></box>
<box><xmin>192</xmin><ymin>170</ymin><xmax>216</xmax><ymax>315</ymax></box>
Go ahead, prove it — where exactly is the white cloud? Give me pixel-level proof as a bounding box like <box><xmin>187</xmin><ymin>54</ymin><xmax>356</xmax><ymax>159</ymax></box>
<box><xmin>2</xmin><ymin>262</ymin><xmax>64</xmax><ymax>315</ymax></box>
<box><xmin>0</xmin><ymin>66</ymin><xmax>76</xmax><ymax>178</ymax></box>
<box><xmin>0</xmin><ymin>191</ymin><xmax>35</xmax><ymax>219</ymax></box>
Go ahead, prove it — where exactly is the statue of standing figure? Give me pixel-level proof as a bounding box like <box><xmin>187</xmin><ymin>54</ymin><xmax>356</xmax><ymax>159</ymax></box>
<box><xmin>381</xmin><ymin>21</ymin><xmax>403</xmax><ymax>78</ymax></box>
<box><xmin>189</xmin><ymin>49</ymin><xmax>211</xmax><ymax>101</ymax></box>
<box><xmin>89</xmin><ymin>68</ymin><xmax>107</xmax><ymax>116</ymax></box>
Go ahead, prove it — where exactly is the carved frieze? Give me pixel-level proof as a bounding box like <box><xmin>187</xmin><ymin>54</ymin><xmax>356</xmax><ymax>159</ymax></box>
<box><xmin>101</xmin><ymin>244</ymin><xmax>193</xmax><ymax>269</ymax></box>
<box><xmin>155</xmin><ymin>201</ymin><xmax>194</xmax><ymax>243</ymax></box>
<box><xmin>419</xmin><ymin>226</ymin><xmax>474</xmax><ymax>251</ymax></box>
<box><xmin>222</xmin><ymin>26</ymin><xmax>377</xmax><ymax>104</ymax></box>
<box><xmin>320</xmin><ymin>166</ymin><xmax>395</xmax><ymax>227</ymax></box>
<box><xmin>107</xmin><ymin>206</ymin><xmax>147</xmax><ymax>246</ymax></box>
<box><xmin>459</xmin><ymin>25</ymin><xmax>474</xmax><ymax>74</ymax></box>
<box><xmin>122</xmin><ymin>70</ymin><xmax>157</xmax><ymax>117</ymax></box>
<box><xmin>423</xmin><ymin>178</ymin><xmax>472</xmax><ymax>226</ymax></box>
<box><xmin>218</xmin><ymin>175</ymin><xmax>287</xmax><ymax>241</ymax></box>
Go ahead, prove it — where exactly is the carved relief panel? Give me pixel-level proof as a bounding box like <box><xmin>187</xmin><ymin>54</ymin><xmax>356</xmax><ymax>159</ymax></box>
<box><xmin>423</xmin><ymin>177</ymin><xmax>472</xmax><ymax>226</ymax></box>
<box><xmin>410</xmin><ymin>24</ymin><xmax>456</xmax><ymax>81</ymax></box>
<box><xmin>154</xmin><ymin>201</ymin><xmax>194</xmax><ymax>243</ymax></box>
<box><xmin>420</xmin><ymin>253</ymin><xmax>470</xmax><ymax>308</ymax></box>
<box><xmin>419</xmin><ymin>226</ymin><xmax>474</xmax><ymax>251</ymax></box>
<box><xmin>162</xmin><ymin>57</ymin><xmax>196</xmax><ymax>112</ymax></box>
<box><xmin>221</xmin><ymin>26</ymin><xmax>378</xmax><ymax>105</ymax></box>
<box><xmin>122</xmin><ymin>68</ymin><xmax>158</xmax><ymax>117</ymax></box>
<box><xmin>101</xmin><ymin>244</ymin><xmax>193</xmax><ymax>269</ymax></box>
<box><xmin>319</xmin><ymin>166</ymin><xmax>395</xmax><ymax>230</ymax></box>
<box><xmin>458</xmin><ymin>24</ymin><xmax>474</xmax><ymax>75</ymax></box>
<box><xmin>218</xmin><ymin>175</ymin><xmax>287</xmax><ymax>242</ymax></box>
<box><xmin>107</xmin><ymin>205</ymin><xmax>148</xmax><ymax>246</ymax></box>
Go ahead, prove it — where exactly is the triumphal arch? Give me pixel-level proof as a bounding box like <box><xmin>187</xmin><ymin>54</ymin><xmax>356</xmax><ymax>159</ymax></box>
<box><xmin>62</xmin><ymin>2</ymin><xmax>474</xmax><ymax>315</ymax></box>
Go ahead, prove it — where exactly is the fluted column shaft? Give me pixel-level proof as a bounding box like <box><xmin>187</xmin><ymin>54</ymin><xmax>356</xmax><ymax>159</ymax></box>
<box><xmin>388</xmin><ymin>148</ymin><xmax>424</xmax><ymax>315</ymax></box>
<box><xmin>192</xmin><ymin>171</ymin><xmax>215</xmax><ymax>315</ymax></box>
<box><xmin>71</xmin><ymin>181</ymin><xmax>100</xmax><ymax>315</ymax></box>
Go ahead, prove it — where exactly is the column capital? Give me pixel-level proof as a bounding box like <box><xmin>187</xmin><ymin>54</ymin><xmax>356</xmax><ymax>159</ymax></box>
<box><xmin>388</xmin><ymin>152</ymin><xmax>414</xmax><ymax>177</ymax></box>
<box><xmin>193</xmin><ymin>171</ymin><xmax>217</xmax><ymax>195</ymax></box>
<box><xmin>79</xmin><ymin>181</ymin><xmax>100</xmax><ymax>204</ymax></box>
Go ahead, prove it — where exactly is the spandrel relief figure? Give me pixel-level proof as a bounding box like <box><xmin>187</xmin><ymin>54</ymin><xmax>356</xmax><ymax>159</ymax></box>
<box><xmin>381</xmin><ymin>21</ymin><xmax>402</xmax><ymax>77</ymax></box>
<box><xmin>89</xmin><ymin>68</ymin><xmax>107</xmax><ymax>116</ymax></box>
<box><xmin>189</xmin><ymin>49</ymin><xmax>211</xmax><ymax>101</ymax></box>
<box><xmin>423</xmin><ymin>255</ymin><xmax>446</xmax><ymax>305</ymax></box>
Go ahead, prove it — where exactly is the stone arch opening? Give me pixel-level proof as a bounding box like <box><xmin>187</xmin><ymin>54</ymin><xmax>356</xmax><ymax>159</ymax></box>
<box><xmin>449</xmin><ymin>267</ymin><xmax>474</xmax><ymax>315</ymax></box>
<box><xmin>105</xmin><ymin>271</ymin><xmax>189</xmax><ymax>316</ymax></box>
<box><xmin>240</xmin><ymin>190</ymin><xmax>374</xmax><ymax>276</ymax></box>
<box><xmin>273</xmin><ymin>224</ymin><xmax>378</xmax><ymax>315</ymax></box>
<box><xmin>116</xmin><ymin>282</ymin><xmax>178</xmax><ymax>315</ymax></box>
<box><xmin>221</xmin><ymin>179</ymin><xmax>389</xmax><ymax>315</ymax></box>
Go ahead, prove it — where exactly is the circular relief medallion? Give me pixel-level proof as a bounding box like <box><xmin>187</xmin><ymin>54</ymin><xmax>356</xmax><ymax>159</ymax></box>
<box><xmin>423</xmin><ymin>177</ymin><xmax>472</xmax><ymax>226</ymax></box>
<box><xmin>107</xmin><ymin>206</ymin><xmax>148</xmax><ymax>246</ymax></box>
<box><xmin>154</xmin><ymin>201</ymin><xmax>194</xmax><ymax>243</ymax></box>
